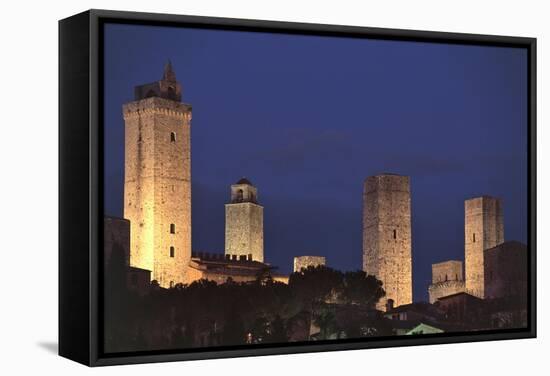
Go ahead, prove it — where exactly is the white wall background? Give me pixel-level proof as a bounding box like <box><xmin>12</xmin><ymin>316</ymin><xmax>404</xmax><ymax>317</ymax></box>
<box><xmin>0</xmin><ymin>0</ymin><xmax>547</xmax><ymax>374</ymax></box>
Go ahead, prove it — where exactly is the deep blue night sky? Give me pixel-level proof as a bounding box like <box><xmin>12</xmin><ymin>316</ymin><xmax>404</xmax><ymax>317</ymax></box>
<box><xmin>103</xmin><ymin>23</ymin><xmax>528</xmax><ymax>302</ymax></box>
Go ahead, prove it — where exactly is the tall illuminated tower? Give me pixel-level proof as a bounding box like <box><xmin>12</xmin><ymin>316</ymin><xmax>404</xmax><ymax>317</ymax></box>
<box><xmin>225</xmin><ymin>178</ymin><xmax>264</xmax><ymax>262</ymax></box>
<box><xmin>464</xmin><ymin>196</ymin><xmax>504</xmax><ymax>298</ymax></box>
<box><xmin>363</xmin><ymin>174</ymin><xmax>413</xmax><ymax>310</ymax></box>
<box><xmin>123</xmin><ymin>62</ymin><xmax>192</xmax><ymax>288</ymax></box>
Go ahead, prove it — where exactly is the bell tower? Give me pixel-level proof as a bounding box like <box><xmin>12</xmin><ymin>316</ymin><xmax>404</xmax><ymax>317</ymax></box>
<box><xmin>225</xmin><ymin>178</ymin><xmax>264</xmax><ymax>262</ymax></box>
<box><xmin>123</xmin><ymin>62</ymin><xmax>192</xmax><ymax>288</ymax></box>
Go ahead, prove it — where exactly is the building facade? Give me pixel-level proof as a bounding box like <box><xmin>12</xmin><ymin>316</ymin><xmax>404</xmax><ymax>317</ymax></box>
<box><xmin>484</xmin><ymin>241</ymin><xmax>527</xmax><ymax>300</ymax></box>
<box><xmin>225</xmin><ymin>178</ymin><xmax>264</xmax><ymax>262</ymax></box>
<box><xmin>465</xmin><ymin>196</ymin><xmax>504</xmax><ymax>298</ymax></box>
<box><xmin>428</xmin><ymin>260</ymin><xmax>465</xmax><ymax>303</ymax></box>
<box><xmin>363</xmin><ymin>174</ymin><xmax>413</xmax><ymax>310</ymax></box>
<box><xmin>123</xmin><ymin>62</ymin><xmax>192</xmax><ymax>288</ymax></box>
<box><xmin>104</xmin><ymin>216</ymin><xmax>151</xmax><ymax>295</ymax></box>
<box><xmin>104</xmin><ymin>216</ymin><xmax>131</xmax><ymax>268</ymax></box>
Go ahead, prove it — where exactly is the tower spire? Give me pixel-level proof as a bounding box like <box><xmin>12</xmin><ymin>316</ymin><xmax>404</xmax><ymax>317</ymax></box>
<box><xmin>163</xmin><ymin>60</ymin><xmax>176</xmax><ymax>82</ymax></box>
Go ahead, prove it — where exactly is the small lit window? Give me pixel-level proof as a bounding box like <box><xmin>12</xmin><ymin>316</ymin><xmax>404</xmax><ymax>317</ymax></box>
<box><xmin>170</xmin><ymin>223</ymin><xmax>175</xmax><ymax>234</ymax></box>
<box><xmin>170</xmin><ymin>246</ymin><xmax>175</xmax><ymax>258</ymax></box>
<box><xmin>170</xmin><ymin>132</ymin><xmax>176</xmax><ymax>142</ymax></box>
<box><xmin>169</xmin><ymin>281</ymin><xmax>174</xmax><ymax>288</ymax></box>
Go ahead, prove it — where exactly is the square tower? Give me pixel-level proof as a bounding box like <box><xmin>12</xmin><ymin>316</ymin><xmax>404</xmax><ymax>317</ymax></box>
<box><xmin>363</xmin><ymin>174</ymin><xmax>412</xmax><ymax>310</ymax></box>
<box><xmin>123</xmin><ymin>62</ymin><xmax>192</xmax><ymax>288</ymax></box>
<box><xmin>464</xmin><ymin>196</ymin><xmax>504</xmax><ymax>298</ymax></box>
<box><xmin>432</xmin><ymin>260</ymin><xmax>463</xmax><ymax>284</ymax></box>
<box><xmin>225</xmin><ymin>178</ymin><xmax>264</xmax><ymax>262</ymax></box>
<box><xmin>428</xmin><ymin>260</ymin><xmax>465</xmax><ymax>303</ymax></box>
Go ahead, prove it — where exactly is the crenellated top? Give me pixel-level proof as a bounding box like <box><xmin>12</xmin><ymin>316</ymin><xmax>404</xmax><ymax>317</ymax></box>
<box><xmin>123</xmin><ymin>97</ymin><xmax>192</xmax><ymax>120</ymax></box>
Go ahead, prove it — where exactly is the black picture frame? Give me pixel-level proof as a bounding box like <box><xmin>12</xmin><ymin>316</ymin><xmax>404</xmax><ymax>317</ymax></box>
<box><xmin>59</xmin><ymin>9</ymin><xmax>537</xmax><ymax>367</ymax></box>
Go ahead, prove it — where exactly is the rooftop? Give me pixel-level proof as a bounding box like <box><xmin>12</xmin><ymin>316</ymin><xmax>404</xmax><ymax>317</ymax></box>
<box><xmin>235</xmin><ymin>177</ymin><xmax>253</xmax><ymax>185</ymax></box>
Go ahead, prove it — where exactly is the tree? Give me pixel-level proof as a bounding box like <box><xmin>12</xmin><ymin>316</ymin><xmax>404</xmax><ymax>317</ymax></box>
<box><xmin>288</xmin><ymin>266</ymin><xmax>343</xmax><ymax>306</ymax></box>
<box><xmin>255</xmin><ymin>266</ymin><xmax>274</xmax><ymax>286</ymax></box>
<box><xmin>314</xmin><ymin>306</ymin><xmax>338</xmax><ymax>340</ymax></box>
<box><xmin>267</xmin><ymin>314</ymin><xmax>288</xmax><ymax>343</ymax></box>
<box><xmin>340</xmin><ymin>271</ymin><xmax>385</xmax><ymax>308</ymax></box>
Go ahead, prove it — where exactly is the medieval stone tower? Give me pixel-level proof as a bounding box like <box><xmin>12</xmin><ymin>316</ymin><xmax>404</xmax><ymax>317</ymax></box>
<box><xmin>123</xmin><ymin>62</ymin><xmax>192</xmax><ymax>288</ymax></box>
<box><xmin>225</xmin><ymin>178</ymin><xmax>264</xmax><ymax>262</ymax></box>
<box><xmin>363</xmin><ymin>174</ymin><xmax>412</xmax><ymax>310</ymax></box>
<box><xmin>465</xmin><ymin>196</ymin><xmax>504</xmax><ymax>298</ymax></box>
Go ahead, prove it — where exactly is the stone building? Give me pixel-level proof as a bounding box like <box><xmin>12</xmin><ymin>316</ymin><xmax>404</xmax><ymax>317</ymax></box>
<box><xmin>465</xmin><ymin>196</ymin><xmax>504</xmax><ymax>298</ymax></box>
<box><xmin>123</xmin><ymin>62</ymin><xmax>192</xmax><ymax>288</ymax></box>
<box><xmin>435</xmin><ymin>292</ymin><xmax>485</xmax><ymax>329</ymax></box>
<box><xmin>225</xmin><ymin>178</ymin><xmax>264</xmax><ymax>262</ymax></box>
<box><xmin>484</xmin><ymin>241</ymin><xmax>527</xmax><ymax>300</ymax></box>
<box><xmin>104</xmin><ymin>216</ymin><xmax>151</xmax><ymax>295</ymax></box>
<box><xmin>363</xmin><ymin>174</ymin><xmax>412</xmax><ymax>310</ymax></box>
<box><xmin>293</xmin><ymin>256</ymin><xmax>326</xmax><ymax>272</ymax></box>
<box><xmin>428</xmin><ymin>260</ymin><xmax>465</xmax><ymax>303</ymax></box>
<box><xmin>187</xmin><ymin>252</ymin><xmax>271</xmax><ymax>284</ymax></box>
<box><xmin>104</xmin><ymin>216</ymin><xmax>131</xmax><ymax>268</ymax></box>
<box><xmin>185</xmin><ymin>252</ymin><xmax>289</xmax><ymax>285</ymax></box>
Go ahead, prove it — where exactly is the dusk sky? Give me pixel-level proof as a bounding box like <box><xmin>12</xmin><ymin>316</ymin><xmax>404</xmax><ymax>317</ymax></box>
<box><xmin>103</xmin><ymin>23</ymin><xmax>528</xmax><ymax>302</ymax></box>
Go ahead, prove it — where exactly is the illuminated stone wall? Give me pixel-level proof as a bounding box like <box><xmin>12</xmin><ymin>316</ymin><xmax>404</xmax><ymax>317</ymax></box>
<box><xmin>465</xmin><ymin>196</ymin><xmax>504</xmax><ymax>298</ymax></box>
<box><xmin>428</xmin><ymin>281</ymin><xmax>466</xmax><ymax>303</ymax></box>
<box><xmin>428</xmin><ymin>260</ymin><xmax>465</xmax><ymax>303</ymax></box>
<box><xmin>363</xmin><ymin>174</ymin><xmax>412</xmax><ymax>310</ymax></box>
<box><xmin>123</xmin><ymin>96</ymin><xmax>192</xmax><ymax>288</ymax></box>
<box><xmin>432</xmin><ymin>260</ymin><xmax>463</xmax><ymax>283</ymax></box>
<box><xmin>225</xmin><ymin>182</ymin><xmax>264</xmax><ymax>262</ymax></box>
<box><xmin>293</xmin><ymin>256</ymin><xmax>326</xmax><ymax>272</ymax></box>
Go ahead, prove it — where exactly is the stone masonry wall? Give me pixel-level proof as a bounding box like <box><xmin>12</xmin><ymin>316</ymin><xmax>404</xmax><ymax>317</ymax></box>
<box><xmin>428</xmin><ymin>260</ymin><xmax>465</xmax><ymax>303</ymax></box>
<box><xmin>123</xmin><ymin>97</ymin><xmax>192</xmax><ymax>288</ymax></box>
<box><xmin>225</xmin><ymin>202</ymin><xmax>264</xmax><ymax>262</ymax></box>
<box><xmin>428</xmin><ymin>281</ymin><xmax>466</xmax><ymax>304</ymax></box>
<box><xmin>293</xmin><ymin>256</ymin><xmax>326</xmax><ymax>272</ymax></box>
<box><xmin>465</xmin><ymin>196</ymin><xmax>504</xmax><ymax>298</ymax></box>
<box><xmin>363</xmin><ymin>174</ymin><xmax>412</xmax><ymax>310</ymax></box>
<box><xmin>104</xmin><ymin>216</ymin><xmax>131</xmax><ymax>268</ymax></box>
<box><xmin>432</xmin><ymin>260</ymin><xmax>463</xmax><ymax>283</ymax></box>
<box><xmin>484</xmin><ymin>241</ymin><xmax>527</xmax><ymax>300</ymax></box>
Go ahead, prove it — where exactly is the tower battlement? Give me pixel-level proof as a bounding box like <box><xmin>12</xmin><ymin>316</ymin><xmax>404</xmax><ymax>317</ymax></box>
<box><xmin>428</xmin><ymin>260</ymin><xmax>465</xmax><ymax>303</ymax></box>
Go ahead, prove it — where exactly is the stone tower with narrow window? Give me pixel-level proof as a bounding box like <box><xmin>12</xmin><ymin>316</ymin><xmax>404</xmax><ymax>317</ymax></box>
<box><xmin>363</xmin><ymin>174</ymin><xmax>412</xmax><ymax>310</ymax></box>
<box><xmin>225</xmin><ymin>178</ymin><xmax>264</xmax><ymax>262</ymax></box>
<box><xmin>123</xmin><ymin>62</ymin><xmax>192</xmax><ymax>288</ymax></box>
<box><xmin>465</xmin><ymin>196</ymin><xmax>504</xmax><ymax>298</ymax></box>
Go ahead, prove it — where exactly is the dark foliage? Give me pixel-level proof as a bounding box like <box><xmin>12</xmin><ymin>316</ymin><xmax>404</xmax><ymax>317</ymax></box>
<box><xmin>104</xmin><ymin>265</ymin><xmax>389</xmax><ymax>352</ymax></box>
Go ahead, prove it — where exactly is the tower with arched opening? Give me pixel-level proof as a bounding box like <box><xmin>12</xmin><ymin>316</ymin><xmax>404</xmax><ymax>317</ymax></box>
<box><xmin>224</xmin><ymin>178</ymin><xmax>264</xmax><ymax>262</ymax></box>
